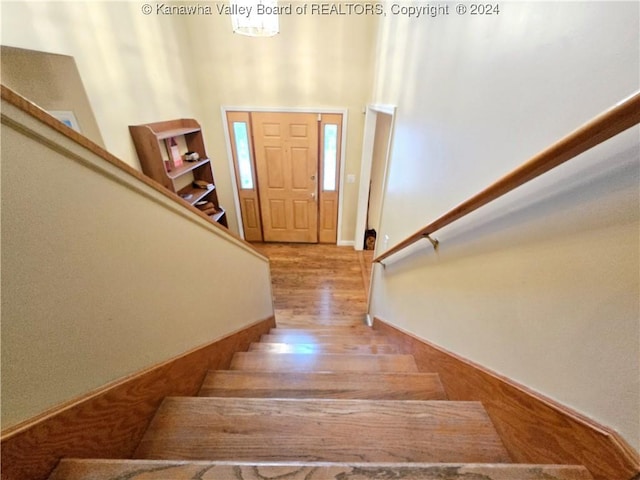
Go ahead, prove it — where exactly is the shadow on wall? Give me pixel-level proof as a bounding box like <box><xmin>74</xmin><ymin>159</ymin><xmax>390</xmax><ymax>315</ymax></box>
<box><xmin>0</xmin><ymin>45</ymin><xmax>105</xmax><ymax>147</ymax></box>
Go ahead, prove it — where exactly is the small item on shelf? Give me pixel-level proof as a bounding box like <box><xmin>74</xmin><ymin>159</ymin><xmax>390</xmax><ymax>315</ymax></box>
<box><xmin>184</xmin><ymin>151</ymin><xmax>200</xmax><ymax>162</ymax></box>
<box><xmin>164</xmin><ymin>160</ymin><xmax>171</xmax><ymax>172</ymax></box>
<box><xmin>193</xmin><ymin>179</ymin><xmax>214</xmax><ymax>190</ymax></box>
<box><xmin>194</xmin><ymin>200</ymin><xmax>218</xmax><ymax>216</ymax></box>
<box><xmin>195</xmin><ymin>201</ymin><xmax>215</xmax><ymax>211</ymax></box>
<box><xmin>165</xmin><ymin>137</ymin><xmax>183</xmax><ymax>169</ymax></box>
<box><xmin>195</xmin><ymin>200</ymin><xmax>208</xmax><ymax>206</ymax></box>
<box><xmin>180</xmin><ymin>193</ymin><xmax>193</xmax><ymax>201</ymax></box>
<box><xmin>200</xmin><ymin>207</ymin><xmax>218</xmax><ymax>216</ymax></box>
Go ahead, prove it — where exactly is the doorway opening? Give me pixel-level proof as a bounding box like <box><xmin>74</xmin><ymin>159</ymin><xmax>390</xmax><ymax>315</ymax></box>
<box><xmin>224</xmin><ymin>109</ymin><xmax>345</xmax><ymax>244</ymax></box>
<box><xmin>354</xmin><ymin>105</ymin><xmax>396</xmax><ymax>252</ymax></box>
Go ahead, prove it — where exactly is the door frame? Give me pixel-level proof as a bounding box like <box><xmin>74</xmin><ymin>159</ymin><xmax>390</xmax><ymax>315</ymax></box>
<box><xmin>354</xmin><ymin>104</ymin><xmax>397</xmax><ymax>251</ymax></box>
<box><xmin>221</xmin><ymin>106</ymin><xmax>349</xmax><ymax>244</ymax></box>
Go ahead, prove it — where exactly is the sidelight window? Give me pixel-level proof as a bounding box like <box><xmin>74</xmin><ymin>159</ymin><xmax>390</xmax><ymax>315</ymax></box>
<box><xmin>233</xmin><ymin>122</ymin><xmax>254</xmax><ymax>189</ymax></box>
<box><xmin>322</xmin><ymin>124</ymin><xmax>338</xmax><ymax>191</ymax></box>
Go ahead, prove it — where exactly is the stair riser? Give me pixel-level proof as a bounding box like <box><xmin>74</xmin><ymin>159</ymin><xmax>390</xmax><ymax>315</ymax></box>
<box><xmin>199</xmin><ymin>371</ymin><xmax>447</xmax><ymax>400</ymax></box>
<box><xmin>230</xmin><ymin>353</ymin><xmax>418</xmax><ymax>372</ymax></box>
<box><xmin>260</xmin><ymin>334</ymin><xmax>393</xmax><ymax>345</ymax></box>
<box><xmin>269</xmin><ymin>327</ymin><xmax>375</xmax><ymax>334</ymax></box>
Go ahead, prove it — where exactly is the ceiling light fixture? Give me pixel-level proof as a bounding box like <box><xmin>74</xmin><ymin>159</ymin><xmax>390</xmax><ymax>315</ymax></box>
<box><xmin>231</xmin><ymin>0</ymin><xmax>280</xmax><ymax>37</ymax></box>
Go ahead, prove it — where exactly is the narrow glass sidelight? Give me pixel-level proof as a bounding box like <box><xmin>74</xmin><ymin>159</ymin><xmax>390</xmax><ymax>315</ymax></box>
<box><xmin>233</xmin><ymin>122</ymin><xmax>254</xmax><ymax>189</ymax></box>
<box><xmin>323</xmin><ymin>124</ymin><xmax>338</xmax><ymax>191</ymax></box>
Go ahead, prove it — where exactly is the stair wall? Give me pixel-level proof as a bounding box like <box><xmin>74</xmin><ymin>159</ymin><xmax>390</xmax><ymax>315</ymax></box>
<box><xmin>368</xmin><ymin>0</ymin><xmax>639</xmax><ymax>457</ymax></box>
<box><xmin>0</xmin><ymin>317</ymin><xmax>275</xmax><ymax>480</ymax></box>
<box><xmin>373</xmin><ymin>317</ymin><xmax>640</xmax><ymax>480</ymax></box>
<box><xmin>0</xmin><ymin>87</ymin><xmax>276</xmax><ymax>480</ymax></box>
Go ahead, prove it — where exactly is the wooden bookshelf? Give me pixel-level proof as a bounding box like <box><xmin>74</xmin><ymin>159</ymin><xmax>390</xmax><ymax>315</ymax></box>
<box><xmin>129</xmin><ymin>119</ymin><xmax>227</xmax><ymax>228</ymax></box>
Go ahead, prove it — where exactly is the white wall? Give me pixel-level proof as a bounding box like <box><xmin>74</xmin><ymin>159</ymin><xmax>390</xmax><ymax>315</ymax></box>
<box><xmin>1</xmin><ymin>96</ymin><xmax>274</xmax><ymax>429</ymax></box>
<box><xmin>370</xmin><ymin>2</ymin><xmax>639</xmax><ymax>449</ymax></box>
<box><xmin>1</xmin><ymin>2</ymin><xmax>377</xmax><ymax>239</ymax></box>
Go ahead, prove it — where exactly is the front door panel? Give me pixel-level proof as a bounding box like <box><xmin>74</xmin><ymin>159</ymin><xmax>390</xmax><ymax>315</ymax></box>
<box><xmin>252</xmin><ymin>112</ymin><xmax>319</xmax><ymax>243</ymax></box>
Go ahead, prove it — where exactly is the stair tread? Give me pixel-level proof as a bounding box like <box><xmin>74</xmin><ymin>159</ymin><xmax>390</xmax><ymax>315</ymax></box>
<box><xmin>261</xmin><ymin>333</ymin><xmax>393</xmax><ymax>345</ymax></box>
<box><xmin>274</xmin><ymin>313</ymin><xmax>369</xmax><ymax>325</ymax></box>
<box><xmin>50</xmin><ymin>459</ymin><xmax>595</xmax><ymax>480</ymax></box>
<box><xmin>270</xmin><ymin>326</ymin><xmax>375</xmax><ymax>334</ymax></box>
<box><xmin>230</xmin><ymin>352</ymin><xmax>418</xmax><ymax>372</ymax></box>
<box><xmin>133</xmin><ymin>397</ymin><xmax>511</xmax><ymax>463</ymax></box>
<box><xmin>199</xmin><ymin>371</ymin><xmax>447</xmax><ymax>399</ymax></box>
<box><xmin>249</xmin><ymin>342</ymin><xmax>400</xmax><ymax>354</ymax></box>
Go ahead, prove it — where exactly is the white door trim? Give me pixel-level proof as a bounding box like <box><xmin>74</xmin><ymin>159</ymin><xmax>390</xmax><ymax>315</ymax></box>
<box><xmin>221</xmin><ymin>106</ymin><xmax>348</xmax><ymax>244</ymax></box>
<box><xmin>354</xmin><ymin>104</ymin><xmax>397</xmax><ymax>251</ymax></box>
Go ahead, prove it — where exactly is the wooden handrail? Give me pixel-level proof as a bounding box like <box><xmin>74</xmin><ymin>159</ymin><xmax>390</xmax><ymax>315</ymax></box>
<box><xmin>374</xmin><ymin>91</ymin><xmax>640</xmax><ymax>264</ymax></box>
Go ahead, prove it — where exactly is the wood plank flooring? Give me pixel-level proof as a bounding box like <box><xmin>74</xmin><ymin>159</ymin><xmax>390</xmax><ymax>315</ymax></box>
<box><xmin>261</xmin><ymin>333</ymin><xmax>392</xmax><ymax>345</ymax></box>
<box><xmin>252</xmin><ymin>243</ymin><xmax>369</xmax><ymax>328</ymax></box>
<box><xmin>248</xmin><ymin>342</ymin><xmax>400</xmax><ymax>354</ymax></box>
<box><xmin>269</xmin><ymin>326</ymin><xmax>376</xmax><ymax>334</ymax></box>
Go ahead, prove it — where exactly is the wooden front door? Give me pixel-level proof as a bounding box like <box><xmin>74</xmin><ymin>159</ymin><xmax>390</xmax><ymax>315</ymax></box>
<box><xmin>252</xmin><ymin>112</ymin><xmax>319</xmax><ymax>243</ymax></box>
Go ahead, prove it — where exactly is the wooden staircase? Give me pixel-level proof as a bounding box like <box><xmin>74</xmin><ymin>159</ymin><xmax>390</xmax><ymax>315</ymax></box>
<box><xmin>50</xmin><ymin>325</ymin><xmax>594</xmax><ymax>480</ymax></box>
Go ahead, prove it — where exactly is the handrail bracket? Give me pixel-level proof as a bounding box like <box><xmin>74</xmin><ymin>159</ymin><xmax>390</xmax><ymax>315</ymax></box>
<box><xmin>423</xmin><ymin>233</ymin><xmax>439</xmax><ymax>251</ymax></box>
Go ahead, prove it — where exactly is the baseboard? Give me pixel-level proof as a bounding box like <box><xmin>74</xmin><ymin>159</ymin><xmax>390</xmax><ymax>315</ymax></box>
<box><xmin>337</xmin><ymin>240</ymin><xmax>355</xmax><ymax>247</ymax></box>
<box><xmin>0</xmin><ymin>316</ymin><xmax>276</xmax><ymax>480</ymax></box>
<box><xmin>372</xmin><ymin>317</ymin><xmax>640</xmax><ymax>480</ymax></box>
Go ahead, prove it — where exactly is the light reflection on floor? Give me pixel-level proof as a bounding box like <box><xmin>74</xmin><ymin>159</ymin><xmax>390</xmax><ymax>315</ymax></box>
<box><xmin>258</xmin><ymin>343</ymin><xmax>320</xmax><ymax>354</ymax></box>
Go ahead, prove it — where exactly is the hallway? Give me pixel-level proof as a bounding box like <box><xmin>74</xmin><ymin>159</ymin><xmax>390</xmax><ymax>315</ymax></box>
<box><xmin>253</xmin><ymin>243</ymin><xmax>371</xmax><ymax>328</ymax></box>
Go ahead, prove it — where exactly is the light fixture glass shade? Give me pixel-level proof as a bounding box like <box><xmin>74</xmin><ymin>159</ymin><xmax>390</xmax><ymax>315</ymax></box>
<box><xmin>231</xmin><ymin>0</ymin><xmax>279</xmax><ymax>37</ymax></box>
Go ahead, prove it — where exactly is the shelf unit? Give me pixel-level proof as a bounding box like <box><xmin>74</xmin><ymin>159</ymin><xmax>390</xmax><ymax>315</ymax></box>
<box><xmin>129</xmin><ymin>119</ymin><xmax>227</xmax><ymax>227</ymax></box>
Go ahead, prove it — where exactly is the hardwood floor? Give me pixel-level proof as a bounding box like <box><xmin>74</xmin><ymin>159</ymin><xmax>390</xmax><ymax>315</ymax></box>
<box><xmin>253</xmin><ymin>243</ymin><xmax>371</xmax><ymax>327</ymax></box>
<box><xmin>260</xmin><ymin>333</ymin><xmax>392</xmax><ymax>345</ymax></box>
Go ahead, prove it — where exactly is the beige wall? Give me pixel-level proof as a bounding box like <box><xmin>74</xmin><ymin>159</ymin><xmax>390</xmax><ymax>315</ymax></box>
<box><xmin>0</xmin><ymin>1</ymin><xmax>199</xmax><ymax>169</ymax></box>
<box><xmin>182</xmin><ymin>12</ymin><xmax>376</xmax><ymax>237</ymax></box>
<box><xmin>1</xmin><ymin>46</ymin><xmax>105</xmax><ymax>147</ymax></box>
<box><xmin>369</xmin><ymin>2</ymin><xmax>639</xmax><ymax>450</ymax></box>
<box><xmin>1</xmin><ymin>2</ymin><xmax>377</xmax><ymax>240</ymax></box>
<box><xmin>1</xmin><ymin>97</ymin><xmax>274</xmax><ymax>429</ymax></box>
